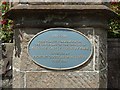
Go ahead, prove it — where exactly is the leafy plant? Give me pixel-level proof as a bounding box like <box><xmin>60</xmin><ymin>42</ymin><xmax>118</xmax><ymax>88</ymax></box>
<box><xmin>109</xmin><ymin>1</ymin><xmax>120</xmax><ymax>38</ymax></box>
<box><xmin>0</xmin><ymin>1</ymin><xmax>13</xmax><ymax>43</ymax></box>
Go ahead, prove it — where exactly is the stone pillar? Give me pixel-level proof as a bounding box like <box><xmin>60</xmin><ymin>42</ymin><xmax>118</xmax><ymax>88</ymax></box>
<box><xmin>6</xmin><ymin>4</ymin><xmax>116</xmax><ymax>88</ymax></box>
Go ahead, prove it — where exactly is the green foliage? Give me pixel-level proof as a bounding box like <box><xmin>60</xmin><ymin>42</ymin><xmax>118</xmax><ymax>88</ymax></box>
<box><xmin>0</xmin><ymin>1</ymin><xmax>13</xmax><ymax>43</ymax></box>
<box><xmin>108</xmin><ymin>19</ymin><xmax>120</xmax><ymax>38</ymax></box>
<box><xmin>109</xmin><ymin>2</ymin><xmax>120</xmax><ymax>38</ymax></box>
<box><xmin>0</xmin><ymin>30</ymin><xmax>13</xmax><ymax>43</ymax></box>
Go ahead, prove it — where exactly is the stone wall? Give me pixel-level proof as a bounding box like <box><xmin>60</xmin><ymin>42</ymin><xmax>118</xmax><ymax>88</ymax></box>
<box><xmin>0</xmin><ymin>43</ymin><xmax>13</xmax><ymax>88</ymax></box>
<box><xmin>0</xmin><ymin>39</ymin><xmax>120</xmax><ymax>88</ymax></box>
<box><xmin>5</xmin><ymin>3</ymin><xmax>116</xmax><ymax>88</ymax></box>
<box><xmin>0</xmin><ymin>38</ymin><xmax>120</xmax><ymax>89</ymax></box>
<box><xmin>11</xmin><ymin>8</ymin><xmax>109</xmax><ymax>87</ymax></box>
<box><xmin>107</xmin><ymin>38</ymin><xmax>120</xmax><ymax>89</ymax></box>
<box><xmin>12</xmin><ymin>27</ymin><xmax>107</xmax><ymax>88</ymax></box>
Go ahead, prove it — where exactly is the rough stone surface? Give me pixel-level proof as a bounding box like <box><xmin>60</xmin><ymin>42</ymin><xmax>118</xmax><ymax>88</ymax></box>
<box><xmin>26</xmin><ymin>72</ymin><xmax>99</xmax><ymax>88</ymax></box>
<box><xmin>107</xmin><ymin>39</ymin><xmax>120</xmax><ymax>89</ymax></box>
<box><xmin>1</xmin><ymin>43</ymin><xmax>14</xmax><ymax>89</ymax></box>
<box><xmin>12</xmin><ymin>27</ymin><xmax>107</xmax><ymax>88</ymax></box>
<box><xmin>11</xmin><ymin>5</ymin><xmax>109</xmax><ymax>88</ymax></box>
<box><xmin>13</xmin><ymin>70</ymin><xmax>25</xmax><ymax>88</ymax></box>
<box><xmin>11</xmin><ymin>4</ymin><xmax>111</xmax><ymax>10</ymax></box>
<box><xmin>94</xmin><ymin>28</ymin><xmax>107</xmax><ymax>71</ymax></box>
<box><xmin>15</xmin><ymin>28</ymin><xmax>94</xmax><ymax>72</ymax></box>
<box><xmin>2</xmin><ymin>43</ymin><xmax>14</xmax><ymax>76</ymax></box>
<box><xmin>99</xmin><ymin>69</ymin><xmax>107</xmax><ymax>88</ymax></box>
<box><xmin>26</xmin><ymin>0</ymin><xmax>103</xmax><ymax>3</ymax></box>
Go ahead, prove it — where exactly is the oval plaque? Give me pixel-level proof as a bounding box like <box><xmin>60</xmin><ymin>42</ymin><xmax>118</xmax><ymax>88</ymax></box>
<box><xmin>28</xmin><ymin>28</ymin><xmax>93</xmax><ymax>70</ymax></box>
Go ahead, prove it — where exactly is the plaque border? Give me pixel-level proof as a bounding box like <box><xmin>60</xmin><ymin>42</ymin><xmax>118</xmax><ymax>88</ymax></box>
<box><xmin>27</xmin><ymin>28</ymin><xmax>93</xmax><ymax>70</ymax></box>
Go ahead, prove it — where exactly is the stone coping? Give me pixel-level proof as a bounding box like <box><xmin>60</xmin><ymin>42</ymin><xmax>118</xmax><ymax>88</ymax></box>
<box><xmin>11</xmin><ymin>4</ymin><xmax>109</xmax><ymax>10</ymax></box>
<box><xmin>5</xmin><ymin>4</ymin><xmax>118</xmax><ymax>19</ymax></box>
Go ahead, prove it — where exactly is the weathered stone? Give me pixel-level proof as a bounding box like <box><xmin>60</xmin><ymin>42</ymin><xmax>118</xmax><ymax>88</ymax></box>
<box><xmin>10</xmin><ymin>4</ymin><xmax>112</xmax><ymax>10</ymax></box>
<box><xmin>13</xmin><ymin>70</ymin><xmax>25</xmax><ymax>88</ymax></box>
<box><xmin>99</xmin><ymin>69</ymin><xmax>107</xmax><ymax>88</ymax></box>
<box><xmin>2</xmin><ymin>43</ymin><xmax>14</xmax><ymax>75</ymax></box>
<box><xmin>26</xmin><ymin>72</ymin><xmax>99</xmax><ymax>88</ymax></box>
<box><xmin>94</xmin><ymin>28</ymin><xmax>107</xmax><ymax>71</ymax></box>
<box><xmin>16</xmin><ymin>28</ymin><xmax>94</xmax><ymax>72</ymax></box>
<box><xmin>7</xmin><ymin>4</ymin><xmax>116</xmax><ymax>88</ymax></box>
<box><xmin>107</xmin><ymin>39</ymin><xmax>120</xmax><ymax>88</ymax></box>
<box><xmin>12</xmin><ymin>27</ymin><xmax>107</xmax><ymax>88</ymax></box>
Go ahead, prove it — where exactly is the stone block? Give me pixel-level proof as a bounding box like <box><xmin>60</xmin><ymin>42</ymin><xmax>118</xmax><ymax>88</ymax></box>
<box><xmin>13</xmin><ymin>70</ymin><xmax>25</xmax><ymax>88</ymax></box>
<box><xmin>17</xmin><ymin>28</ymin><xmax>95</xmax><ymax>72</ymax></box>
<box><xmin>94</xmin><ymin>28</ymin><xmax>107</xmax><ymax>71</ymax></box>
<box><xmin>26</xmin><ymin>72</ymin><xmax>99</xmax><ymax>88</ymax></box>
<box><xmin>8</xmin><ymin>4</ymin><xmax>114</xmax><ymax>88</ymax></box>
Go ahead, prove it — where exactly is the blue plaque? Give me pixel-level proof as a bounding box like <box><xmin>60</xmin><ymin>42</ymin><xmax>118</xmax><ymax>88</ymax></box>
<box><xmin>28</xmin><ymin>28</ymin><xmax>93</xmax><ymax>70</ymax></box>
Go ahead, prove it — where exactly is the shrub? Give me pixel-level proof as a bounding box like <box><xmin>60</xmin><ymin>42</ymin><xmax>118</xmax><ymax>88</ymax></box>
<box><xmin>109</xmin><ymin>1</ymin><xmax>120</xmax><ymax>38</ymax></box>
<box><xmin>0</xmin><ymin>1</ymin><xmax>13</xmax><ymax>43</ymax></box>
